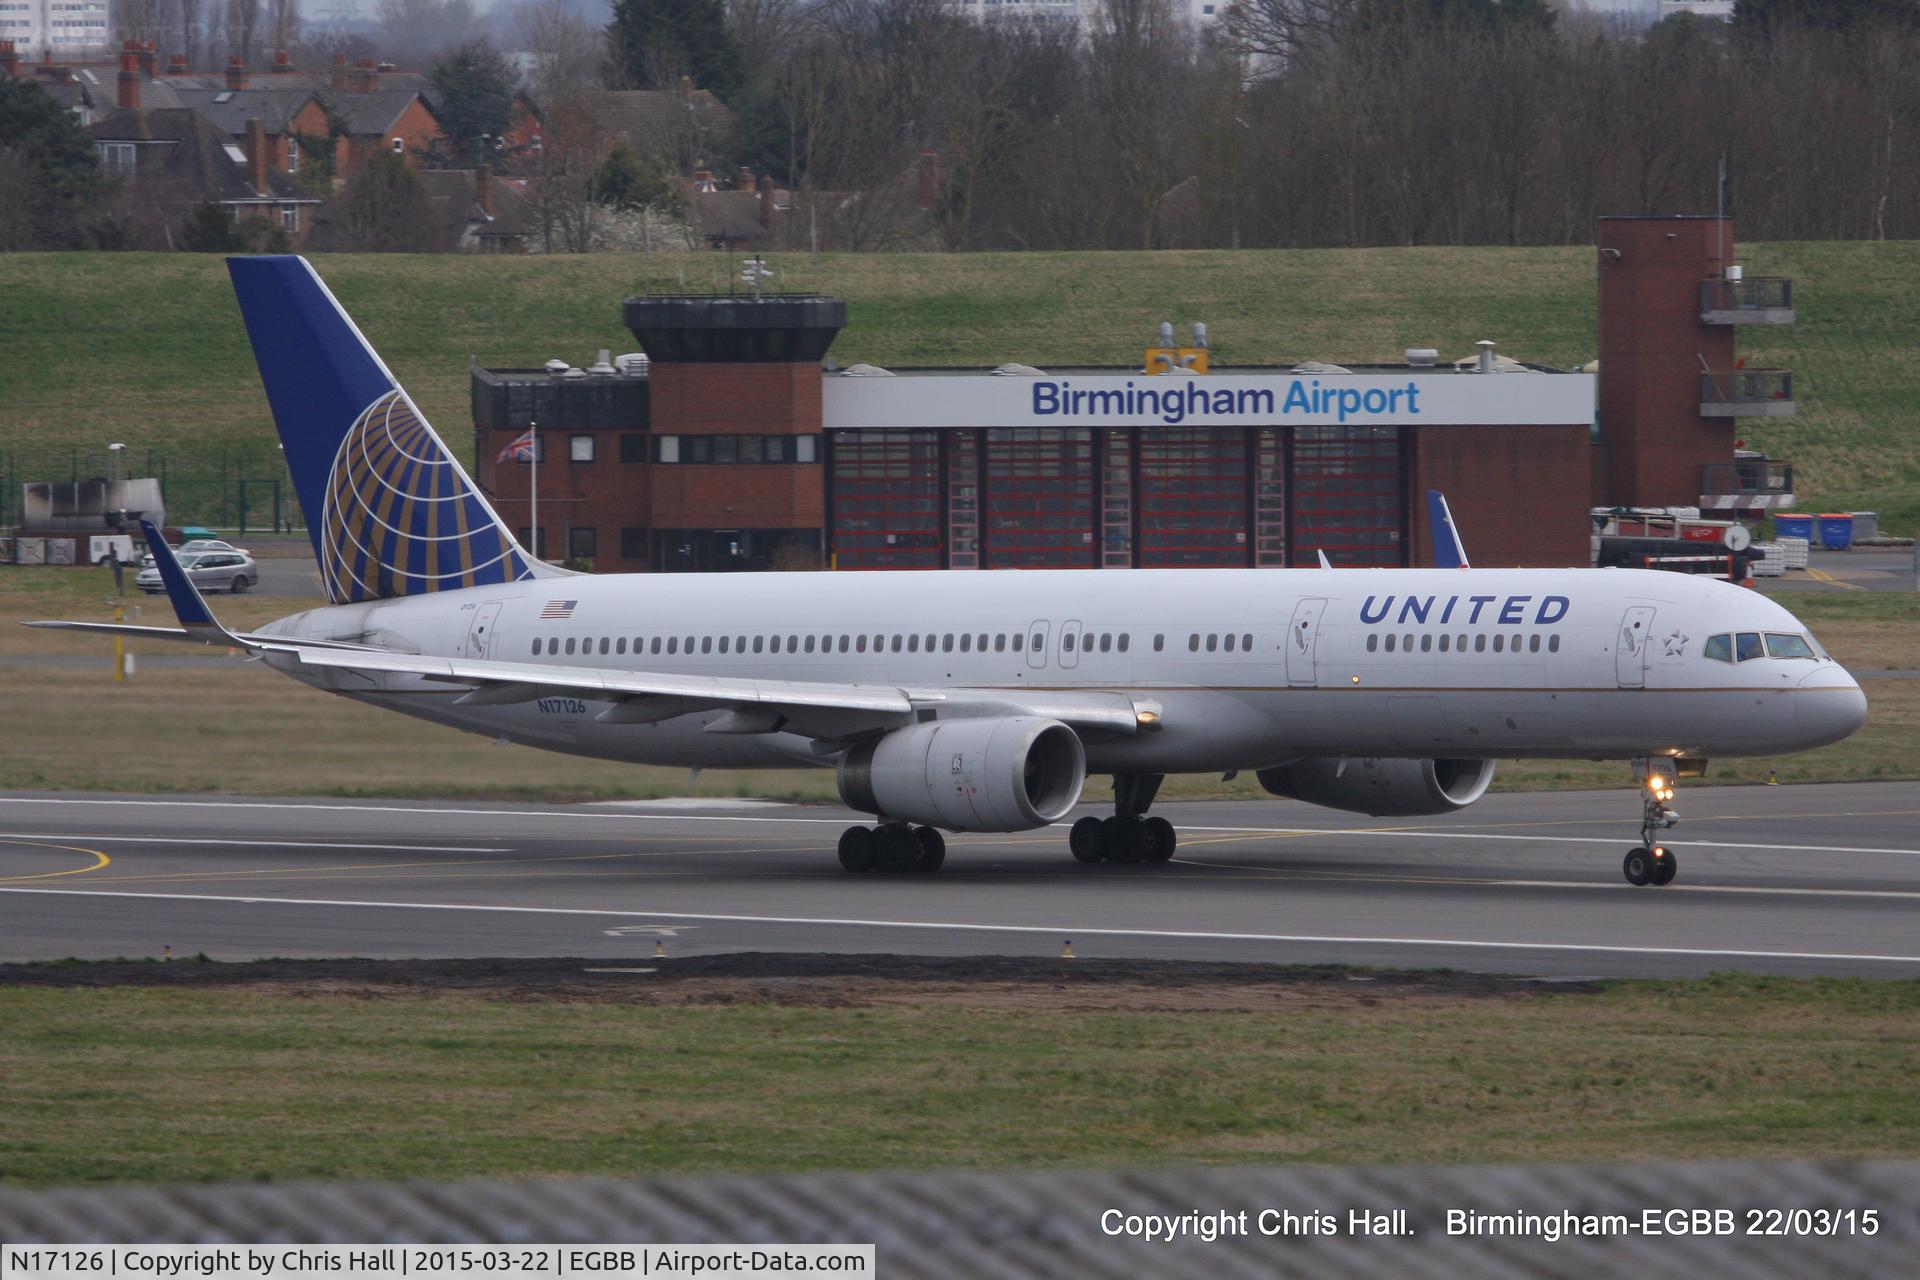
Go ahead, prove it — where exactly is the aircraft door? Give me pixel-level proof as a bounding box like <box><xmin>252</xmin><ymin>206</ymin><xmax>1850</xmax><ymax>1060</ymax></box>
<box><xmin>1616</xmin><ymin>605</ymin><xmax>1656</xmax><ymax>687</ymax></box>
<box><xmin>1059</xmin><ymin>619</ymin><xmax>1082</xmax><ymax>669</ymax></box>
<box><xmin>1026</xmin><ymin>621</ymin><xmax>1049</xmax><ymax>669</ymax></box>
<box><xmin>465</xmin><ymin>601</ymin><xmax>503</xmax><ymax>660</ymax></box>
<box><xmin>1285</xmin><ymin>598</ymin><xmax>1326</xmax><ymax>686</ymax></box>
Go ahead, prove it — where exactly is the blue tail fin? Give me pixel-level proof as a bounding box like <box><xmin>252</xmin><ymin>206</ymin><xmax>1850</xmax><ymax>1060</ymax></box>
<box><xmin>1426</xmin><ymin>489</ymin><xmax>1471</xmax><ymax>570</ymax></box>
<box><xmin>226</xmin><ymin>255</ymin><xmax>551</xmax><ymax>605</ymax></box>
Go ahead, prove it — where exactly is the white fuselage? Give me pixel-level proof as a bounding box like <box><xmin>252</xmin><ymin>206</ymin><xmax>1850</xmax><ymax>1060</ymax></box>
<box><xmin>254</xmin><ymin>566</ymin><xmax>1867</xmax><ymax>774</ymax></box>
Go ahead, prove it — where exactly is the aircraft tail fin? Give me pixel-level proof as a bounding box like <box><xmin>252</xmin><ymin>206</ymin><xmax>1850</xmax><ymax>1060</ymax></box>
<box><xmin>226</xmin><ymin>255</ymin><xmax>557</xmax><ymax>605</ymax></box>
<box><xmin>1426</xmin><ymin>489</ymin><xmax>1471</xmax><ymax>570</ymax></box>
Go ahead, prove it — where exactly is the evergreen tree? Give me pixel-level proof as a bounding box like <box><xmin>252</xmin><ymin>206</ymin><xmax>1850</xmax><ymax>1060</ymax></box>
<box><xmin>430</xmin><ymin>39</ymin><xmax>518</xmax><ymax>164</ymax></box>
<box><xmin>180</xmin><ymin>199</ymin><xmax>247</xmax><ymax>252</ymax></box>
<box><xmin>608</xmin><ymin>0</ymin><xmax>745</xmax><ymax>101</ymax></box>
<box><xmin>0</xmin><ymin>76</ymin><xmax>107</xmax><ymax>249</ymax></box>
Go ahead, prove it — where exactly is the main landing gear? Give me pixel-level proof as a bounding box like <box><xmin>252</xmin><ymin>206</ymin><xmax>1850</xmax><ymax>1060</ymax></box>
<box><xmin>838</xmin><ymin>822</ymin><xmax>945</xmax><ymax>874</ymax></box>
<box><xmin>1069</xmin><ymin>773</ymin><xmax>1177</xmax><ymax>866</ymax></box>
<box><xmin>1622</xmin><ymin>760</ymin><xmax>1681</xmax><ymax>887</ymax></box>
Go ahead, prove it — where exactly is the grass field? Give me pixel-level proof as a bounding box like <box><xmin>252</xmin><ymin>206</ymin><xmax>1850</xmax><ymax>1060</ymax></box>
<box><xmin>2</xmin><ymin>243</ymin><xmax>1918</xmax><ymax>533</ymax></box>
<box><xmin>0</xmin><ymin>565</ymin><xmax>1913</xmax><ymax>800</ymax></box>
<box><xmin>2</xmin><ymin>970</ymin><xmax>1917</xmax><ymax>1186</ymax></box>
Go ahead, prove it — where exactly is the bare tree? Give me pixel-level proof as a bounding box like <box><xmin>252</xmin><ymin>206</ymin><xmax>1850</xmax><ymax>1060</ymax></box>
<box><xmin>376</xmin><ymin>0</ymin><xmax>481</xmax><ymax>67</ymax></box>
<box><xmin>509</xmin><ymin>0</ymin><xmax>608</xmax><ymax>106</ymax></box>
<box><xmin>265</xmin><ymin>0</ymin><xmax>299</xmax><ymax>55</ymax></box>
<box><xmin>226</xmin><ymin>0</ymin><xmax>261</xmax><ymax>66</ymax></box>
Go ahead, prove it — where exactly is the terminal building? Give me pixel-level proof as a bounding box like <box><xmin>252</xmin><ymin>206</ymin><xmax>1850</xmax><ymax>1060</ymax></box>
<box><xmin>471</xmin><ymin>216</ymin><xmax>1793</xmax><ymax>573</ymax></box>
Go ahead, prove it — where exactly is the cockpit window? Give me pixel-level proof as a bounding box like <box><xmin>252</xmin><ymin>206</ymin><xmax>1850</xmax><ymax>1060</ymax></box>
<box><xmin>1703</xmin><ymin>634</ymin><xmax>1732</xmax><ymax>663</ymax></box>
<box><xmin>1766</xmin><ymin>632</ymin><xmax>1816</xmax><ymax>660</ymax></box>
<box><xmin>1735</xmin><ymin>632</ymin><xmax>1765</xmax><ymax>662</ymax></box>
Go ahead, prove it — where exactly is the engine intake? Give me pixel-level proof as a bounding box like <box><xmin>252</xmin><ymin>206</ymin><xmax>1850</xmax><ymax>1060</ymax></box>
<box><xmin>838</xmin><ymin>716</ymin><xmax>1086</xmax><ymax>832</ymax></box>
<box><xmin>1256</xmin><ymin>756</ymin><xmax>1495</xmax><ymax>817</ymax></box>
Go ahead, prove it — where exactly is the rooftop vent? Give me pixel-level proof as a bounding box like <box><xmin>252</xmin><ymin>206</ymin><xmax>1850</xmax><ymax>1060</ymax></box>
<box><xmin>614</xmin><ymin>352</ymin><xmax>649</xmax><ymax>376</ymax></box>
<box><xmin>1290</xmin><ymin>360</ymin><xmax>1352</xmax><ymax>374</ymax></box>
<box><xmin>543</xmin><ymin>359</ymin><xmax>570</xmax><ymax>374</ymax></box>
<box><xmin>586</xmin><ymin>348</ymin><xmax>617</xmax><ymax>376</ymax></box>
<box><xmin>842</xmin><ymin>363</ymin><xmax>894</xmax><ymax>377</ymax></box>
<box><xmin>992</xmin><ymin>363</ymin><xmax>1045</xmax><ymax>377</ymax></box>
<box><xmin>1405</xmin><ymin>347</ymin><xmax>1439</xmax><ymax>367</ymax></box>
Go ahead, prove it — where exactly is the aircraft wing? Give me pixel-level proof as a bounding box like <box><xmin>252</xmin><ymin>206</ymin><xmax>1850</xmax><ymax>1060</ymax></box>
<box><xmin>32</xmin><ymin>521</ymin><xmax>1148</xmax><ymax>743</ymax></box>
<box><xmin>23</xmin><ymin>621</ymin><xmax>385</xmax><ymax>652</ymax></box>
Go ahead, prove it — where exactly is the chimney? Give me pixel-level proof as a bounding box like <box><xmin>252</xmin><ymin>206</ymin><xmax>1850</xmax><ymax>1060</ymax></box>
<box><xmin>244</xmin><ymin>117</ymin><xmax>270</xmax><ymax>195</ymax></box>
<box><xmin>353</xmin><ymin>57</ymin><xmax>376</xmax><ymax>93</ymax></box>
<box><xmin>916</xmin><ymin>149</ymin><xmax>939</xmax><ymax>212</ymax></box>
<box><xmin>757</xmin><ymin>174</ymin><xmax>774</xmax><ymax>230</ymax></box>
<box><xmin>738</xmin><ymin>165</ymin><xmax>752</xmax><ymax>190</ymax></box>
<box><xmin>679</xmin><ymin>74</ymin><xmax>692</xmax><ymax>102</ymax></box>
<box><xmin>474</xmin><ymin>164</ymin><xmax>493</xmax><ymax>217</ymax></box>
<box><xmin>116</xmin><ymin>50</ymin><xmax>140</xmax><ymax>110</ymax></box>
<box><xmin>269</xmin><ymin>50</ymin><xmax>293</xmax><ymax>74</ymax></box>
<box><xmin>329</xmin><ymin>53</ymin><xmax>349</xmax><ymax>90</ymax></box>
<box><xmin>0</xmin><ymin>41</ymin><xmax>17</xmax><ymax>79</ymax></box>
<box><xmin>136</xmin><ymin>41</ymin><xmax>156</xmax><ymax>79</ymax></box>
<box><xmin>225</xmin><ymin>55</ymin><xmax>248</xmax><ymax>90</ymax></box>
<box><xmin>376</xmin><ymin>61</ymin><xmax>395</xmax><ymax>74</ymax></box>
<box><xmin>693</xmin><ymin>168</ymin><xmax>713</xmax><ymax>192</ymax></box>
<box><xmin>168</xmin><ymin>52</ymin><xmax>188</xmax><ymax>76</ymax></box>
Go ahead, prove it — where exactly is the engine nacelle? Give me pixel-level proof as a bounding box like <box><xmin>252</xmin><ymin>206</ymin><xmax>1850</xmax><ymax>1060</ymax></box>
<box><xmin>838</xmin><ymin>716</ymin><xmax>1086</xmax><ymax>832</ymax></box>
<box><xmin>1256</xmin><ymin>756</ymin><xmax>1495</xmax><ymax>817</ymax></box>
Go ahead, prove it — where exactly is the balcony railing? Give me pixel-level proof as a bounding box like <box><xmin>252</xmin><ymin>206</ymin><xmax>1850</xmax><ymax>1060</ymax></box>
<box><xmin>1701</xmin><ymin>459</ymin><xmax>1793</xmax><ymax>496</ymax></box>
<box><xmin>1700</xmin><ymin>277</ymin><xmax>1795</xmax><ymax>324</ymax></box>
<box><xmin>1701</xmin><ymin>370</ymin><xmax>1795</xmax><ymax>417</ymax></box>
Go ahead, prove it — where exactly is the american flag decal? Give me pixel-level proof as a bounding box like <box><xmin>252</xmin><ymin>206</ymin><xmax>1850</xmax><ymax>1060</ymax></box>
<box><xmin>540</xmin><ymin>599</ymin><xmax>578</xmax><ymax>619</ymax></box>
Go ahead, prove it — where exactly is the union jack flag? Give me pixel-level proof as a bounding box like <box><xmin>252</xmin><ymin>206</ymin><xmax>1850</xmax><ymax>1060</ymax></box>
<box><xmin>495</xmin><ymin>429</ymin><xmax>537</xmax><ymax>463</ymax></box>
<box><xmin>540</xmin><ymin>600</ymin><xmax>578</xmax><ymax>619</ymax></box>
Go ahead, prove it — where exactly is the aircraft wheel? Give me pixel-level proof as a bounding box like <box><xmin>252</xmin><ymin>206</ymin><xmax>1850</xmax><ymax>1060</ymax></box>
<box><xmin>1069</xmin><ymin>816</ymin><xmax>1106</xmax><ymax>863</ymax></box>
<box><xmin>1143</xmin><ymin>816</ymin><xmax>1176</xmax><ymax>863</ymax></box>
<box><xmin>1103</xmin><ymin>815</ymin><xmax>1146</xmax><ymax>865</ymax></box>
<box><xmin>1622</xmin><ymin>846</ymin><xmax>1654</xmax><ymax>887</ymax></box>
<box><xmin>837</xmin><ymin>825</ymin><xmax>877</xmax><ymax>873</ymax></box>
<box><xmin>1650</xmin><ymin>845</ymin><xmax>1678</xmax><ymax>886</ymax></box>
<box><xmin>876</xmin><ymin>823</ymin><xmax>919</xmax><ymax>873</ymax></box>
<box><xmin>912</xmin><ymin>826</ymin><xmax>946</xmax><ymax>873</ymax></box>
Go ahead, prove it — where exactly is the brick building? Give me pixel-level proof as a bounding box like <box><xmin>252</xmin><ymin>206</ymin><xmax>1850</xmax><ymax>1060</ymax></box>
<box><xmin>472</xmin><ymin>216</ymin><xmax>1789</xmax><ymax>573</ymax></box>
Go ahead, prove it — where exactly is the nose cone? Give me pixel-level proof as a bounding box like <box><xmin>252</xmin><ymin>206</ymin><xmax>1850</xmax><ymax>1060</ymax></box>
<box><xmin>1796</xmin><ymin>665</ymin><xmax>1869</xmax><ymax>747</ymax></box>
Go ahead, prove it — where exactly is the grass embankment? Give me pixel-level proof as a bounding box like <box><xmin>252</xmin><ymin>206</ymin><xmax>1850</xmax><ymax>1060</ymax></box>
<box><xmin>2</xmin><ymin>243</ymin><xmax>1918</xmax><ymax>532</ymax></box>
<box><xmin>0</xmin><ymin>567</ymin><xmax>1913</xmax><ymax>799</ymax></box>
<box><xmin>1</xmin><ymin>970</ymin><xmax>1916</xmax><ymax>1186</ymax></box>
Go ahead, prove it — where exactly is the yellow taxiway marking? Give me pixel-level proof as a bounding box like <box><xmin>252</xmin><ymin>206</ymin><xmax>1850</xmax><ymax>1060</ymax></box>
<box><xmin>0</xmin><ymin>838</ymin><xmax>111</xmax><ymax>883</ymax></box>
<box><xmin>1805</xmin><ymin>567</ymin><xmax>1866</xmax><ymax>591</ymax></box>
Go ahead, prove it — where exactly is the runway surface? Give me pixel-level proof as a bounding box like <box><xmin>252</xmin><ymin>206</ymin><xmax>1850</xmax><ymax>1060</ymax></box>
<box><xmin>1</xmin><ymin>781</ymin><xmax>1918</xmax><ymax>977</ymax></box>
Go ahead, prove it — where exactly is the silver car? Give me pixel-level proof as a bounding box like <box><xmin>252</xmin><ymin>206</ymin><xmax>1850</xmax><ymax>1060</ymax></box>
<box><xmin>135</xmin><ymin>549</ymin><xmax>258</xmax><ymax>594</ymax></box>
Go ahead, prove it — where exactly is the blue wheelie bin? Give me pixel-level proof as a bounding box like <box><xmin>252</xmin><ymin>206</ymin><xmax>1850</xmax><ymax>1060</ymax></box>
<box><xmin>1817</xmin><ymin>513</ymin><xmax>1854</xmax><ymax>550</ymax></box>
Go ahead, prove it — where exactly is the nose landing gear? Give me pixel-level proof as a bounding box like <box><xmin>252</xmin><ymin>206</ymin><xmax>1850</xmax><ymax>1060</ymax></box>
<box><xmin>1623</xmin><ymin>761</ymin><xmax>1681</xmax><ymax>886</ymax></box>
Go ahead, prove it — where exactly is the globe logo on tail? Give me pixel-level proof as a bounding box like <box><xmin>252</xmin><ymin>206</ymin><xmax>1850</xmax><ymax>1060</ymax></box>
<box><xmin>320</xmin><ymin>391</ymin><xmax>533</xmax><ymax>603</ymax></box>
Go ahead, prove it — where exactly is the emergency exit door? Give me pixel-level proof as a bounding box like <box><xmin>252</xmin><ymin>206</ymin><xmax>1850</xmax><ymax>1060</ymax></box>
<box><xmin>1616</xmin><ymin>606</ymin><xmax>1656</xmax><ymax>688</ymax></box>
<box><xmin>1286</xmin><ymin>598</ymin><xmax>1326</xmax><ymax>686</ymax></box>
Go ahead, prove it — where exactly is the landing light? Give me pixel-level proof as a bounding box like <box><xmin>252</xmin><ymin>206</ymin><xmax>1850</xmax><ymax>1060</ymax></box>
<box><xmin>1645</xmin><ymin>777</ymin><xmax>1675</xmax><ymax>803</ymax></box>
<box><xmin>1350</xmin><ymin>675</ymin><xmax>1361</xmax><ymax>685</ymax></box>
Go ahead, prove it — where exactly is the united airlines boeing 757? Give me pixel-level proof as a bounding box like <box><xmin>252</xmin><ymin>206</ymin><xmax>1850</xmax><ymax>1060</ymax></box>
<box><xmin>31</xmin><ymin>257</ymin><xmax>1867</xmax><ymax>885</ymax></box>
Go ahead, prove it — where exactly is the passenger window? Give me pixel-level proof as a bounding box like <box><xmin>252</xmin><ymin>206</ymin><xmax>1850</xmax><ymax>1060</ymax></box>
<box><xmin>1063</xmin><ymin>633</ymin><xmax>1075</xmax><ymax>652</ymax></box>
<box><xmin>977</xmin><ymin>634</ymin><xmax>988</xmax><ymax>650</ymax></box>
<box><xmin>1118</xmin><ymin>634</ymin><xmax>1130</xmax><ymax>653</ymax></box>
<box><xmin>1493</xmin><ymin>635</ymin><xmax>1504</xmax><ymax>653</ymax></box>
<box><xmin>856</xmin><ymin>635</ymin><xmax>868</xmax><ymax>653</ymax></box>
<box><xmin>1548</xmin><ymin>635</ymin><xmax>1560</xmax><ymax>653</ymax></box>
<box><xmin>1385</xmin><ymin>634</ymin><xmax>1396</xmax><ymax>652</ymax></box>
<box><xmin>685</xmin><ymin>635</ymin><xmax>694</xmax><ymax>652</ymax></box>
<box><xmin>931</xmin><ymin>634</ymin><xmax>941</xmax><ymax>651</ymax></box>
<box><xmin>1221</xmin><ymin>632</ymin><xmax>1232</xmax><ymax>653</ymax></box>
<box><xmin>1367</xmin><ymin>634</ymin><xmax>1379</xmax><ymax>652</ymax></box>
<box><xmin>1529</xmin><ymin>634</ymin><xmax>1541</xmax><ymax>653</ymax></box>
<box><xmin>1188</xmin><ymin>634</ymin><xmax>1199</xmax><ymax>652</ymax></box>
<box><xmin>804</xmin><ymin>636</ymin><xmax>815</xmax><ymax>653</ymax></box>
<box><xmin>1474</xmin><ymin>635</ymin><xmax>1486</xmax><ymax>653</ymax></box>
<box><xmin>1458</xmin><ymin>634</ymin><xmax>1467</xmax><ymax>651</ymax></box>
<box><xmin>1403</xmin><ymin>633</ymin><xmax>1413</xmax><ymax>651</ymax></box>
<box><xmin>1736</xmin><ymin>632</ymin><xmax>1765</xmax><ymax>662</ymax></box>
<box><xmin>1012</xmin><ymin>633</ymin><xmax>1024</xmax><ymax>652</ymax></box>
<box><xmin>1206</xmin><ymin>634</ymin><xmax>1218</xmax><ymax>652</ymax></box>
<box><xmin>649</xmin><ymin>638</ymin><xmax>660</xmax><ymax>654</ymax></box>
<box><xmin>719</xmin><ymin>636</ymin><xmax>730</xmax><ymax>654</ymax></box>
<box><xmin>1438</xmin><ymin>635</ymin><xmax>1449</xmax><ymax>652</ymax></box>
<box><xmin>788</xmin><ymin>635</ymin><xmax>799</xmax><ymax>651</ymax></box>
<box><xmin>1154</xmin><ymin>634</ymin><xmax>1165</xmax><ymax>652</ymax></box>
<box><xmin>995</xmin><ymin>634</ymin><xmax>1006</xmax><ymax>652</ymax></box>
<box><xmin>892</xmin><ymin>635</ymin><xmax>903</xmax><ymax>652</ymax></box>
<box><xmin>667</xmin><ymin>637</ymin><xmax>678</xmax><ymax>655</ymax></box>
<box><xmin>1766</xmin><ymin>633</ymin><xmax>1815</xmax><ymax>660</ymax></box>
<box><xmin>565</xmin><ymin>637</ymin><xmax>576</xmax><ymax>655</ymax></box>
<box><xmin>1242</xmin><ymin>634</ymin><xmax>1252</xmax><ymax>651</ymax></box>
<box><xmin>1419</xmin><ymin>635</ymin><xmax>1431</xmax><ymax>653</ymax></box>
<box><xmin>908</xmin><ymin>634</ymin><xmax>920</xmax><ymax>652</ymax></box>
<box><xmin>943</xmin><ymin>634</ymin><xmax>954</xmax><ymax>652</ymax></box>
<box><xmin>531</xmin><ymin>641</ymin><xmax>540</xmax><ymax>656</ymax></box>
<box><xmin>601</xmin><ymin>638</ymin><xmax>612</xmax><ymax>655</ymax></box>
<box><xmin>836</xmin><ymin>636</ymin><xmax>848</xmax><ymax>653</ymax></box>
<box><xmin>1101</xmin><ymin>633</ymin><xmax>1112</xmax><ymax>653</ymax></box>
<box><xmin>960</xmin><ymin>634</ymin><xmax>972</xmax><ymax>653</ymax></box>
<box><xmin>615</xmin><ymin>638</ymin><xmax>627</xmax><ymax>655</ymax></box>
<box><xmin>737</xmin><ymin>636</ymin><xmax>746</xmax><ymax>652</ymax></box>
<box><xmin>699</xmin><ymin>637</ymin><xmax>711</xmax><ymax>654</ymax></box>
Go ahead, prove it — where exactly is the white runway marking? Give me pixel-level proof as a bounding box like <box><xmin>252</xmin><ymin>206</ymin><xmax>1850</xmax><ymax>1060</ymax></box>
<box><xmin>2</xmin><ymin>796</ymin><xmax>1913</xmax><ymax>858</ymax></box>
<box><xmin>0</xmin><ymin>832</ymin><xmax>510</xmax><ymax>853</ymax></box>
<box><xmin>1168</xmin><ymin>858</ymin><xmax>1920</xmax><ymax>900</ymax></box>
<box><xmin>4</xmin><ymin>886</ymin><xmax>1920</xmax><ymax>966</ymax></box>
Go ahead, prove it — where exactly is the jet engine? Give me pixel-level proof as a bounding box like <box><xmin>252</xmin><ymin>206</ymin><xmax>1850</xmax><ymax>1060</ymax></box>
<box><xmin>1256</xmin><ymin>756</ymin><xmax>1495</xmax><ymax>817</ymax></box>
<box><xmin>838</xmin><ymin>716</ymin><xmax>1085</xmax><ymax>832</ymax></box>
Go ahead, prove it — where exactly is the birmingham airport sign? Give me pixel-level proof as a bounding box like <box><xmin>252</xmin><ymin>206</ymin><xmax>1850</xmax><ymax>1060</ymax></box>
<box><xmin>823</xmin><ymin>372</ymin><xmax>1596</xmax><ymax>431</ymax></box>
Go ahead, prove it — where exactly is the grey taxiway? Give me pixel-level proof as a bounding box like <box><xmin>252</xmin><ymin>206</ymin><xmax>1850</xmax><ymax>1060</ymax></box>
<box><xmin>1</xmin><ymin>781</ymin><xmax>1916</xmax><ymax>977</ymax></box>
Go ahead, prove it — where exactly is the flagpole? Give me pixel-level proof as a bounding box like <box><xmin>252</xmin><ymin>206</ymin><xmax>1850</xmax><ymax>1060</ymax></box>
<box><xmin>529</xmin><ymin>417</ymin><xmax>539</xmax><ymax>564</ymax></box>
